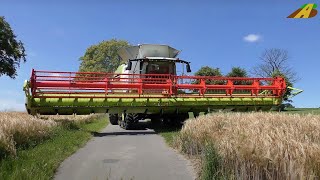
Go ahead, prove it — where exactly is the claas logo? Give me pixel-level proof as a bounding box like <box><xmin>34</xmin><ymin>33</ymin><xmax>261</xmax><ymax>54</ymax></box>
<box><xmin>287</xmin><ymin>4</ymin><xmax>318</xmax><ymax>18</ymax></box>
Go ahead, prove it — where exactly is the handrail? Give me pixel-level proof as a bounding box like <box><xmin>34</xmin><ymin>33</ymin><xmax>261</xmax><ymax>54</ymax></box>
<box><xmin>28</xmin><ymin>69</ymin><xmax>287</xmax><ymax>98</ymax></box>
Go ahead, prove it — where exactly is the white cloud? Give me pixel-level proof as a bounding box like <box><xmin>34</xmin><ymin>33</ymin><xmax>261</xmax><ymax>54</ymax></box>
<box><xmin>243</xmin><ymin>34</ymin><xmax>261</xmax><ymax>43</ymax></box>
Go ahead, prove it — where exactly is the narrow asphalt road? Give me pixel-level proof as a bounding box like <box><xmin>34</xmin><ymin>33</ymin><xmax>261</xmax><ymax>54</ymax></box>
<box><xmin>54</xmin><ymin>123</ymin><xmax>195</xmax><ymax>180</ymax></box>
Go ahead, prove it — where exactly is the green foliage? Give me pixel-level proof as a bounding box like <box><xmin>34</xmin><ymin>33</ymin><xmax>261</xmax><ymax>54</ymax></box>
<box><xmin>154</xmin><ymin>126</ymin><xmax>180</xmax><ymax>146</ymax></box>
<box><xmin>284</xmin><ymin>108</ymin><xmax>320</xmax><ymax>115</ymax></box>
<box><xmin>227</xmin><ymin>67</ymin><xmax>248</xmax><ymax>85</ymax></box>
<box><xmin>201</xmin><ymin>143</ymin><xmax>225</xmax><ymax>180</ymax></box>
<box><xmin>0</xmin><ymin>16</ymin><xmax>26</xmax><ymax>78</ymax></box>
<box><xmin>283</xmin><ymin>103</ymin><xmax>295</xmax><ymax>108</ymax></box>
<box><xmin>79</xmin><ymin>39</ymin><xmax>129</xmax><ymax>73</ymax></box>
<box><xmin>194</xmin><ymin>66</ymin><xmax>223</xmax><ymax>85</ymax></box>
<box><xmin>0</xmin><ymin>116</ymin><xmax>108</xmax><ymax>180</ymax></box>
<box><xmin>226</xmin><ymin>67</ymin><xmax>247</xmax><ymax>77</ymax></box>
<box><xmin>194</xmin><ymin>66</ymin><xmax>222</xmax><ymax>77</ymax></box>
<box><xmin>272</xmin><ymin>70</ymin><xmax>293</xmax><ymax>102</ymax></box>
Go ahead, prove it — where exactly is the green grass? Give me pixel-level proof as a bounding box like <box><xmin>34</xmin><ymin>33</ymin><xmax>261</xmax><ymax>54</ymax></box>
<box><xmin>0</xmin><ymin>116</ymin><xmax>108</xmax><ymax>180</ymax></box>
<box><xmin>154</xmin><ymin>126</ymin><xmax>181</xmax><ymax>146</ymax></box>
<box><xmin>201</xmin><ymin>143</ymin><xmax>227</xmax><ymax>180</ymax></box>
<box><xmin>284</xmin><ymin>108</ymin><xmax>320</xmax><ymax>115</ymax></box>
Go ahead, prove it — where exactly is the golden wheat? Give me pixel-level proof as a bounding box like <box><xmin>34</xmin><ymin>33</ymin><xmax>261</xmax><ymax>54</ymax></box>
<box><xmin>175</xmin><ymin>112</ymin><xmax>320</xmax><ymax>180</ymax></box>
<box><xmin>39</xmin><ymin>114</ymin><xmax>97</xmax><ymax>123</ymax></box>
<box><xmin>0</xmin><ymin>112</ymin><xmax>99</xmax><ymax>156</ymax></box>
<box><xmin>0</xmin><ymin>112</ymin><xmax>56</xmax><ymax>155</ymax></box>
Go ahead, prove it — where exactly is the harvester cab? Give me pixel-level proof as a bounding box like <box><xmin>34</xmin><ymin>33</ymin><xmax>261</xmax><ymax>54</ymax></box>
<box><xmin>116</xmin><ymin>44</ymin><xmax>191</xmax><ymax>76</ymax></box>
<box><xmin>24</xmin><ymin>44</ymin><xmax>289</xmax><ymax>130</ymax></box>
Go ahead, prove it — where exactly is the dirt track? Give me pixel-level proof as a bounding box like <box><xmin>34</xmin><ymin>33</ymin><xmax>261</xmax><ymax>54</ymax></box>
<box><xmin>54</xmin><ymin>123</ymin><xmax>195</xmax><ymax>180</ymax></box>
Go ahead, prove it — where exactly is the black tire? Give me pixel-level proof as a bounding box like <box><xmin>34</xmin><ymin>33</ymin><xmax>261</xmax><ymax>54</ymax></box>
<box><xmin>121</xmin><ymin>113</ymin><xmax>138</xmax><ymax>130</ymax></box>
<box><xmin>109</xmin><ymin>114</ymin><xmax>119</xmax><ymax>125</ymax></box>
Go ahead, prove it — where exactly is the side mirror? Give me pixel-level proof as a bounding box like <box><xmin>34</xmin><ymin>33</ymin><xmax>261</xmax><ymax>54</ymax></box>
<box><xmin>126</xmin><ymin>61</ymin><xmax>132</xmax><ymax>70</ymax></box>
<box><xmin>186</xmin><ymin>63</ymin><xmax>191</xmax><ymax>73</ymax></box>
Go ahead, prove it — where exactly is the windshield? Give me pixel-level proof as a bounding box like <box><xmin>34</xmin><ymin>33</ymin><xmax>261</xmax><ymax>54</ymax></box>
<box><xmin>143</xmin><ymin>61</ymin><xmax>175</xmax><ymax>75</ymax></box>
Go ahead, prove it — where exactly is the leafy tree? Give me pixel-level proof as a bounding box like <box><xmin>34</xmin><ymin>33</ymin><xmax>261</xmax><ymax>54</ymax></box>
<box><xmin>78</xmin><ymin>39</ymin><xmax>129</xmax><ymax>73</ymax></box>
<box><xmin>283</xmin><ymin>103</ymin><xmax>295</xmax><ymax>108</ymax></box>
<box><xmin>226</xmin><ymin>67</ymin><xmax>248</xmax><ymax>85</ymax></box>
<box><xmin>226</xmin><ymin>67</ymin><xmax>247</xmax><ymax>77</ymax></box>
<box><xmin>193</xmin><ymin>66</ymin><xmax>223</xmax><ymax>85</ymax></box>
<box><xmin>194</xmin><ymin>66</ymin><xmax>222</xmax><ymax>77</ymax></box>
<box><xmin>272</xmin><ymin>70</ymin><xmax>293</xmax><ymax>102</ymax></box>
<box><xmin>0</xmin><ymin>16</ymin><xmax>26</xmax><ymax>78</ymax></box>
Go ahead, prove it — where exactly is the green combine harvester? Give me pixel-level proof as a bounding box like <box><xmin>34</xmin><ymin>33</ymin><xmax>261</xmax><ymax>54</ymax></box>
<box><xmin>24</xmin><ymin>44</ymin><xmax>295</xmax><ymax>129</ymax></box>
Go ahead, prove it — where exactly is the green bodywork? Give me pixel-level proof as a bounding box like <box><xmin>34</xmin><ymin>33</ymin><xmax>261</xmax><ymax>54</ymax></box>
<box><xmin>24</xmin><ymin>81</ymin><xmax>282</xmax><ymax>115</ymax></box>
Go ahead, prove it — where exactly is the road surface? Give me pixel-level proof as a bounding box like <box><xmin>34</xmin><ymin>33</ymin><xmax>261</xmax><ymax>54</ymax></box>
<box><xmin>54</xmin><ymin>123</ymin><xmax>195</xmax><ymax>180</ymax></box>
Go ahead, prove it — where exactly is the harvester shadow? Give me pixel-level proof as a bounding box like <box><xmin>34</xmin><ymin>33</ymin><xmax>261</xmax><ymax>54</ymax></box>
<box><xmin>153</xmin><ymin>126</ymin><xmax>182</xmax><ymax>134</ymax></box>
<box><xmin>91</xmin><ymin>121</ymin><xmax>155</xmax><ymax>137</ymax></box>
<box><xmin>91</xmin><ymin>131</ymin><xmax>157</xmax><ymax>137</ymax></box>
<box><xmin>91</xmin><ymin>121</ymin><xmax>181</xmax><ymax>137</ymax></box>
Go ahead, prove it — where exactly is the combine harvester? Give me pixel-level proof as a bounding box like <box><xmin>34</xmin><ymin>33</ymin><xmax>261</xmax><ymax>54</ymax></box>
<box><xmin>24</xmin><ymin>44</ymin><xmax>290</xmax><ymax>129</ymax></box>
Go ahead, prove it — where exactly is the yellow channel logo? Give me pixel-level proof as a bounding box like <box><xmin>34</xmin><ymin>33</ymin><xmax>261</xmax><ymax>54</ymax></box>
<box><xmin>287</xmin><ymin>4</ymin><xmax>318</xmax><ymax>18</ymax></box>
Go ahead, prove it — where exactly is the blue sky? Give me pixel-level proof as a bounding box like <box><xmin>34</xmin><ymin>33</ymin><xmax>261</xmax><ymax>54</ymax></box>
<box><xmin>0</xmin><ymin>0</ymin><xmax>319</xmax><ymax>110</ymax></box>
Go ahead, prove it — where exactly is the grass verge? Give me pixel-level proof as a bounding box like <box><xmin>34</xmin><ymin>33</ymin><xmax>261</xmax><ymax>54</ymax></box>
<box><xmin>154</xmin><ymin>126</ymin><xmax>180</xmax><ymax>146</ymax></box>
<box><xmin>0</xmin><ymin>115</ymin><xmax>108</xmax><ymax>180</ymax></box>
<box><xmin>284</xmin><ymin>108</ymin><xmax>320</xmax><ymax>115</ymax></box>
<box><xmin>200</xmin><ymin>143</ymin><xmax>225</xmax><ymax>180</ymax></box>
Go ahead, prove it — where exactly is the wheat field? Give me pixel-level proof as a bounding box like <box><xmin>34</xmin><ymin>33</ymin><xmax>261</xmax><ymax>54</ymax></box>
<box><xmin>0</xmin><ymin>112</ymin><xmax>96</xmax><ymax>156</ymax></box>
<box><xmin>175</xmin><ymin>112</ymin><xmax>320</xmax><ymax>180</ymax></box>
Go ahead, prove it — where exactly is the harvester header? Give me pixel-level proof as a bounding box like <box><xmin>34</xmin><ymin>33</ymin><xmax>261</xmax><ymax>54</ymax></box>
<box><xmin>24</xmin><ymin>44</ymin><xmax>287</xmax><ymax>129</ymax></box>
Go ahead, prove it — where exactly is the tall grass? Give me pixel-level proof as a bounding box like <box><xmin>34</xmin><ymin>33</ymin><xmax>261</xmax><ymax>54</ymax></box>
<box><xmin>175</xmin><ymin>112</ymin><xmax>320</xmax><ymax>180</ymax></box>
<box><xmin>0</xmin><ymin>113</ymin><xmax>108</xmax><ymax>180</ymax></box>
<box><xmin>0</xmin><ymin>112</ymin><xmax>98</xmax><ymax>156</ymax></box>
<box><xmin>0</xmin><ymin>112</ymin><xmax>56</xmax><ymax>156</ymax></box>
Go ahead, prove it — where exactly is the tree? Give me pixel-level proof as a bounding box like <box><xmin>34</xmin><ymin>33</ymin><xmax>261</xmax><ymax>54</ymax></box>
<box><xmin>283</xmin><ymin>103</ymin><xmax>295</xmax><ymax>108</ymax></box>
<box><xmin>0</xmin><ymin>16</ymin><xmax>26</xmax><ymax>78</ymax></box>
<box><xmin>251</xmin><ymin>48</ymin><xmax>298</xmax><ymax>83</ymax></box>
<box><xmin>194</xmin><ymin>66</ymin><xmax>222</xmax><ymax>77</ymax></box>
<box><xmin>252</xmin><ymin>48</ymin><xmax>299</xmax><ymax>102</ymax></box>
<box><xmin>272</xmin><ymin>70</ymin><xmax>293</xmax><ymax>102</ymax></box>
<box><xmin>226</xmin><ymin>67</ymin><xmax>247</xmax><ymax>77</ymax></box>
<box><xmin>79</xmin><ymin>39</ymin><xmax>129</xmax><ymax>73</ymax></box>
<box><xmin>226</xmin><ymin>67</ymin><xmax>248</xmax><ymax>85</ymax></box>
<box><xmin>193</xmin><ymin>66</ymin><xmax>223</xmax><ymax>85</ymax></box>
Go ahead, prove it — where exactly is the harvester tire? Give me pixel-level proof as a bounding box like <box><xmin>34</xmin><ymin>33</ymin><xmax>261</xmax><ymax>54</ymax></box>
<box><xmin>121</xmin><ymin>113</ymin><xmax>138</xmax><ymax>130</ymax></box>
<box><xmin>109</xmin><ymin>114</ymin><xmax>119</xmax><ymax>125</ymax></box>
